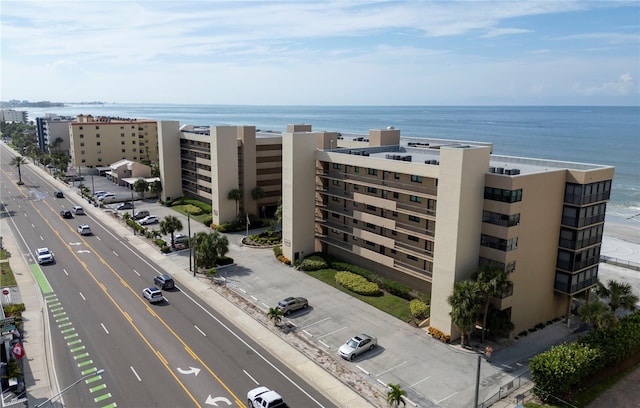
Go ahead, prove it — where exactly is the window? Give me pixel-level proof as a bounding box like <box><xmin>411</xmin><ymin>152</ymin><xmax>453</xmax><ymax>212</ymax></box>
<box><xmin>410</xmin><ymin>195</ymin><xmax>422</xmax><ymax>203</ymax></box>
<box><xmin>482</xmin><ymin>211</ymin><xmax>520</xmax><ymax>227</ymax></box>
<box><xmin>368</xmin><ymin>168</ymin><xmax>378</xmax><ymax>176</ymax></box>
<box><xmin>132</xmin><ymin>133</ymin><xmax>136</xmax><ymax>136</ymax></box>
<box><xmin>366</xmin><ymin>204</ymin><xmax>376</xmax><ymax>211</ymax></box>
<box><xmin>366</xmin><ymin>223</ymin><xmax>376</xmax><ymax>229</ymax></box>
<box><xmin>332</xmin><ymin>180</ymin><xmax>340</xmax><ymax>186</ymax></box>
<box><xmin>80</xmin><ymin>142</ymin><xmax>85</xmax><ymax>147</ymax></box>
<box><xmin>409</xmin><ymin>215</ymin><xmax>420</xmax><ymax>223</ymax></box>
<box><xmin>97</xmin><ymin>158</ymin><xmax>102</xmax><ymax>162</ymax></box>
<box><xmin>122</xmin><ymin>149</ymin><xmax>126</xmax><ymax>153</ymax></box>
<box><xmin>121</xmin><ymin>133</ymin><xmax>125</xmax><ymax>137</ymax></box>
<box><xmin>79</xmin><ymin>126</ymin><xmax>83</xmax><ymax>130</ymax></box>
<box><xmin>333</xmin><ymin>163</ymin><xmax>341</xmax><ymax>170</ymax></box>
<box><xmin>480</xmin><ymin>235</ymin><xmax>518</xmax><ymax>252</ymax></box>
<box><xmin>394</xmin><ymin>172</ymin><xmax>400</xmax><ymax>180</ymax></box>
<box><xmin>366</xmin><ymin>240</ymin><xmax>375</xmax><ymax>247</ymax></box>
<box><xmin>133</xmin><ymin>148</ymin><xmax>137</xmax><ymax>152</ymax></box>
<box><xmin>96</xmin><ymin>142</ymin><xmax>101</xmax><ymax>146</ymax></box>
<box><xmin>408</xmin><ymin>235</ymin><xmax>419</xmax><ymax>242</ymax></box>
<box><xmin>97</xmin><ymin>150</ymin><xmax>101</xmax><ymax>154</ymax></box>
<box><xmin>132</xmin><ymin>140</ymin><xmax>136</xmax><ymax>145</ymax></box>
<box><xmin>354</xmin><ymin>166</ymin><xmax>360</xmax><ymax>173</ymax></box>
<box><xmin>96</xmin><ymin>134</ymin><xmax>100</xmax><ymax>138</ymax></box>
<box><xmin>95</xmin><ymin>126</ymin><xmax>100</xmax><ymax>129</ymax></box>
<box><xmin>392</xmin><ymin>211</ymin><xmax>398</xmax><ymax>217</ymax></box>
<box><xmin>367</xmin><ymin>187</ymin><xmax>377</xmax><ymax>194</ymax></box>
<box><xmin>353</xmin><ymin>185</ymin><xmax>359</xmax><ymax>190</ymax></box>
<box><xmin>411</xmin><ymin>175</ymin><xmax>423</xmax><ymax>183</ymax></box>
<box><xmin>121</xmin><ymin>141</ymin><xmax>126</xmax><ymax>145</ymax></box>
<box><xmin>393</xmin><ymin>192</ymin><xmax>399</xmax><ymax>199</ymax></box>
<box><xmin>484</xmin><ymin>187</ymin><xmax>523</xmax><ymax>203</ymax></box>
<box><xmin>80</xmin><ymin>150</ymin><xmax>85</xmax><ymax>155</ymax></box>
<box><xmin>81</xmin><ymin>159</ymin><xmax>86</xmax><ymax>163</ymax></box>
<box><xmin>407</xmin><ymin>255</ymin><xmax>418</xmax><ymax>261</ymax></box>
<box><xmin>79</xmin><ymin>134</ymin><xmax>84</xmax><ymax>138</ymax></box>
<box><xmin>332</xmin><ymin>212</ymin><xmax>340</xmax><ymax>218</ymax></box>
<box><xmin>332</xmin><ymin>196</ymin><xmax>340</xmax><ymax>202</ymax></box>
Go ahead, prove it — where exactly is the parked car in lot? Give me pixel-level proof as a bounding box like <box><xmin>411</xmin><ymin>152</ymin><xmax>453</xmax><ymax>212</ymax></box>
<box><xmin>60</xmin><ymin>210</ymin><xmax>73</xmax><ymax>219</ymax></box>
<box><xmin>133</xmin><ymin>210</ymin><xmax>150</xmax><ymax>220</ymax></box>
<box><xmin>142</xmin><ymin>287</ymin><xmax>163</xmax><ymax>303</ymax></box>
<box><xmin>77</xmin><ymin>224</ymin><xmax>92</xmax><ymax>235</ymax></box>
<box><xmin>116</xmin><ymin>202</ymin><xmax>134</xmax><ymax>211</ymax></box>
<box><xmin>72</xmin><ymin>205</ymin><xmax>84</xmax><ymax>215</ymax></box>
<box><xmin>36</xmin><ymin>247</ymin><xmax>55</xmax><ymax>264</ymax></box>
<box><xmin>247</xmin><ymin>386</ymin><xmax>288</xmax><ymax>408</ymax></box>
<box><xmin>53</xmin><ymin>191</ymin><xmax>64</xmax><ymax>198</ymax></box>
<box><xmin>276</xmin><ymin>297</ymin><xmax>308</xmax><ymax>315</ymax></box>
<box><xmin>98</xmin><ymin>193</ymin><xmax>117</xmax><ymax>203</ymax></box>
<box><xmin>154</xmin><ymin>274</ymin><xmax>175</xmax><ymax>290</ymax></box>
<box><xmin>93</xmin><ymin>191</ymin><xmax>106</xmax><ymax>198</ymax></box>
<box><xmin>138</xmin><ymin>215</ymin><xmax>159</xmax><ymax>225</ymax></box>
<box><xmin>338</xmin><ymin>333</ymin><xmax>378</xmax><ymax>361</ymax></box>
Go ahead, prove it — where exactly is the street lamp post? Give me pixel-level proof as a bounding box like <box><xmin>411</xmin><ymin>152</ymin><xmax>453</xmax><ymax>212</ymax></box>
<box><xmin>131</xmin><ymin>189</ymin><xmax>135</xmax><ymax>235</ymax></box>
<box><xmin>35</xmin><ymin>369</ymin><xmax>105</xmax><ymax>407</ymax></box>
<box><xmin>188</xmin><ymin>212</ymin><xmax>193</xmax><ymax>274</ymax></box>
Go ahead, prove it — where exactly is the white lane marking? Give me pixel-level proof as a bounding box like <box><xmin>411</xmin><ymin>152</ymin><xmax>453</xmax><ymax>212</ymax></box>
<box><xmin>303</xmin><ymin>330</ymin><xmax>313</xmax><ymax>337</ymax></box>
<box><xmin>101</xmin><ymin>324</ymin><xmax>109</xmax><ymax>334</ymax></box>
<box><xmin>244</xmin><ymin>370</ymin><xmax>259</xmax><ymax>385</ymax></box>
<box><xmin>376</xmin><ymin>378</ymin><xmax>387</xmax><ymax>387</ymax></box>
<box><xmin>194</xmin><ymin>325</ymin><xmax>206</xmax><ymax>336</ymax></box>
<box><xmin>40</xmin><ymin>236</ymin><xmax>44</xmax><ymax>240</ymax></box>
<box><xmin>250</xmin><ymin>295</ymin><xmax>257</xmax><ymax>301</ymax></box>
<box><xmin>356</xmin><ymin>366</ymin><xmax>370</xmax><ymax>376</ymax></box>
<box><xmin>318</xmin><ymin>340</ymin><xmax>330</xmax><ymax>348</ymax></box>
<box><xmin>261</xmin><ymin>302</ymin><xmax>269</xmax><ymax>309</ymax></box>
<box><xmin>130</xmin><ymin>366</ymin><xmax>141</xmax><ymax>382</ymax></box>
<box><xmin>79</xmin><ymin>292</ymin><xmax>86</xmax><ymax>301</ymax></box>
<box><xmin>376</xmin><ymin>361</ymin><xmax>407</xmax><ymax>377</ymax></box>
<box><xmin>112</xmin><ymin>251</ymin><xmax>118</xmax><ymax>257</ymax></box>
<box><xmin>96</xmin><ymin>236</ymin><xmax>101</xmax><ymax>240</ymax></box>
<box><xmin>63</xmin><ymin>269</ymin><xmax>69</xmax><ymax>276</ymax></box>
<box><xmin>411</xmin><ymin>376</ymin><xmax>431</xmax><ymax>387</ymax></box>
<box><xmin>31</xmin><ymin>223</ymin><xmax>35</xmax><ymax>228</ymax></box>
<box><xmin>317</xmin><ymin>326</ymin><xmax>346</xmax><ymax>339</ymax></box>
<box><xmin>301</xmin><ymin>317</ymin><xmax>331</xmax><ymax>329</ymax></box>
<box><xmin>437</xmin><ymin>392</ymin><xmax>458</xmax><ymax>403</ymax></box>
<box><xmin>133</xmin><ymin>269</ymin><xmax>140</xmax><ymax>276</ymax></box>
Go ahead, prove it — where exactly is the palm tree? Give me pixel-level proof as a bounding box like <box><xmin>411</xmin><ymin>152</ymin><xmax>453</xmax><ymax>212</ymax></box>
<box><xmin>133</xmin><ymin>178</ymin><xmax>150</xmax><ymax>199</ymax></box>
<box><xmin>160</xmin><ymin>215</ymin><xmax>183</xmax><ymax>248</ymax></box>
<box><xmin>267</xmin><ymin>307</ymin><xmax>284</xmax><ymax>327</ymax></box>
<box><xmin>578</xmin><ymin>300</ymin><xmax>615</xmax><ymax>330</ymax></box>
<box><xmin>596</xmin><ymin>279</ymin><xmax>639</xmax><ymax>313</ymax></box>
<box><xmin>473</xmin><ymin>265</ymin><xmax>511</xmax><ymax>343</ymax></box>
<box><xmin>194</xmin><ymin>232</ymin><xmax>218</xmax><ymax>272</ymax></box>
<box><xmin>386</xmin><ymin>384</ymin><xmax>407</xmax><ymax>407</ymax></box>
<box><xmin>448</xmin><ymin>280</ymin><xmax>482</xmax><ymax>347</ymax></box>
<box><xmin>150</xmin><ymin>180</ymin><xmax>163</xmax><ymax>200</ymax></box>
<box><xmin>274</xmin><ymin>198</ymin><xmax>283</xmax><ymax>231</ymax></box>
<box><xmin>10</xmin><ymin>155</ymin><xmax>28</xmax><ymax>185</ymax></box>
<box><xmin>210</xmin><ymin>230</ymin><xmax>230</xmax><ymax>260</ymax></box>
<box><xmin>251</xmin><ymin>186</ymin><xmax>265</xmax><ymax>218</ymax></box>
<box><xmin>228</xmin><ymin>188</ymin><xmax>242</xmax><ymax>219</ymax></box>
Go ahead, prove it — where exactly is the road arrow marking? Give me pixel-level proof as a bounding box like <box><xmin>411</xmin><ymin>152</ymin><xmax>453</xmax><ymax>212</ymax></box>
<box><xmin>70</xmin><ymin>242</ymin><xmax>82</xmax><ymax>246</ymax></box>
<box><xmin>77</xmin><ymin>250</ymin><xmax>91</xmax><ymax>254</ymax></box>
<box><xmin>177</xmin><ymin>367</ymin><xmax>201</xmax><ymax>376</ymax></box>
<box><xmin>205</xmin><ymin>395</ymin><xmax>231</xmax><ymax>406</ymax></box>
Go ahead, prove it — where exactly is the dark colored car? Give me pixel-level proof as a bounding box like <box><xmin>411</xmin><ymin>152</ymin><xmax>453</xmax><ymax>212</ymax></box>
<box><xmin>154</xmin><ymin>274</ymin><xmax>175</xmax><ymax>290</ymax></box>
<box><xmin>116</xmin><ymin>202</ymin><xmax>134</xmax><ymax>211</ymax></box>
<box><xmin>54</xmin><ymin>191</ymin><xmax>64</xmax><ymax>198</ymax></box>
<box><xmin>60</xmin><ymin>210</ymin><xmax>73</xmax><ymax>219</ymax></box>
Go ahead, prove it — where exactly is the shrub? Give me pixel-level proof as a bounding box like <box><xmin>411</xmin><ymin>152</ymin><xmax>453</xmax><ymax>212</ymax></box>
<box><xmin>273</xmin><ymin>246</ymin><xmax>283</xmax><ymax>257</ymax></box>
<box><xmin>335</xmin><ymin>271</ymin><xmax>380</xmax><ymax>296</ymax></box>
<box><xmin>331</xmin><ymin>262</ymin><xmax>372</xmax><ymax>279</ymax></box>
<box><xmin>155</xmin><ymin>239</ymin><xmax>166</xmax><ymax>247</ymax></box>
<box><xmin>383</xmin><ymin>279</ymin><xmax>411</xmax><ymax>300</ymax></box>
<box><xmin>276</xmin><ymin>255</ymin><xmax>291</xmax><ymax>265</ymax></box>
<box><xmin>428</xmin><ymin>326</ymin><xmax>451</xmax><ymax>343</ymax></box>
<box><xmin>202</xmin><ymin>216</ymin><xmax>213</xmax><ymax>227</ymax></box>
<box><xmin>410</xmin><ymin>299</ymin><xmax>430</xmax><ymax>320</ymax></box>
<box><xmin>299</xmin><ymin>255</ymin><xmax>328</xmax><ymax>271</ymax></box>
<box><xmin>160</xmin><ymin>245</ymin><xmax>171</xmax><ymax>254</ymax></box>
<box><xmin>182</xmin><ymin>204</ymin><xmax>203</xmax><ymax>216</ymax></box>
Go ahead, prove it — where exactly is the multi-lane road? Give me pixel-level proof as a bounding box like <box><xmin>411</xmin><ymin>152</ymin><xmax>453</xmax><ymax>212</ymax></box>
<box><xmin>1</xmin><ymin>143</ymin><xmax>336</xmax><ymax>407</ymax></box>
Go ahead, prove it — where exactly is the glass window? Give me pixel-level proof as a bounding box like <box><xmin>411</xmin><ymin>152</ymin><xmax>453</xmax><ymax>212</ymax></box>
<box><xmin>411</xmin><ymin>175</ymin><xmax>423</xmax><ymax>183</ymax></box>
<box><xmin>410</xmin><ymin>195</ymin><xmax>422</xmax><ymax>203</ymax></box>
<box><xmin>368</xmin><ymin>168</ymin><xmax>378</xmax><ymax>176</ymax></box>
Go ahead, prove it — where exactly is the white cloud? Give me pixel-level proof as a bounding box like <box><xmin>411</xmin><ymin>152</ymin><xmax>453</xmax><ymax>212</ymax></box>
<box><xmin>573</xmin><ymin>73</ymin><xmax>636</xmax><ymax>96</ymax></box>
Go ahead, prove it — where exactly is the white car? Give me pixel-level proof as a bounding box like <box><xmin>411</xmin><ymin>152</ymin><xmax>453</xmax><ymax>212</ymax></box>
<box><xmin>138</xmin><ymin>215</ymin><xmax>159</xmax><ymax>225</ymax></box>
<box><xmin>338</xmin><ymin>333</ymin><xmax>378</xmax><ymax>361</ymax></box>
<box><xmin>247</xmin><ymin>386</ymin><xmax>287</xmax><ymax>408</ymax></box>
<box><xmin>72</xmin><ymin>205</ymin><xmax>84</xmax><ymax>215</ymax></box>
<box><xmin>142</xmin><ymin>287</ymin><xmax>163</xmax><ymax>303</ymax></box>
<box><xmin>36</xmin><ymin>248</ymin><xmax>54</xmax><ymax>264</ymax></box>
<box><xmin>77</xmin><ymin>224</ymin><xmax>92</xmax><ymax>235</ymax></box>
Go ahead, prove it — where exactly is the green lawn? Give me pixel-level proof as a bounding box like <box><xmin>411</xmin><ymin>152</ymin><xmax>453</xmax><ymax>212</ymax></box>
<box><xmin>171</xmin><ymin>204</ymin><xmax>211</xmax><ymax>225</ymax></box>
<box><xmin>307</xmin><ymin>268</ymin><xmax>412</xmax><ymax>322</ymax></box>
<box><xmin>0</xmin><ymin>261</ymin><xmax>17</xmax><ymax>287</ymax></box>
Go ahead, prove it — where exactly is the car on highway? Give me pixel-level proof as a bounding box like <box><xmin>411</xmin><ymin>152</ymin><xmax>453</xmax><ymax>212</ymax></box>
<box><xmin>77</xmin><ymin>224</ymin><xmax>92</xmax><ymax>235</ymax></box>
<box><xmin>72</xmin><ymin>205</ymin><xmax>84</xmax><ymax>215</ymax></box>
<box><xmin>247</xmin><ymin>386</ymin><xmax>288</xmax><ymax>408</ymax></box>
<box><xmin>116</xmin><ymin>202</ymin><xmax>134</xmax><ymax>211</ymax></box>
<box><xmin>276</xmin><ymin>297</ymin><xmax>308</xmax><ymax>315</ymax></box>
<box><xmin>142</xmin><ymin>287</ymin><xmax>163</xmax><ymax>303</ymax></box>
<box><xmin>154</xmin><ymin>274</ymin><xmax>175</xmax><ymax>290</ymax></box>
<box><xmin>138</xmin><ymin>215</ymin><xmax>159</xmax><ymax>225</ymax></box>
<box><xmin>36</xmin><ymin>247</ymin><xmax>54</xmax><ymax>264</ymax></box>
<box><xmin>54</xmin><ymin>191</ymin><xmax>64</xmax><ymax>198</ymax></box>
<box><xmin>338</xmin><ymin>333</ymin><xmax>377</xmax><ymax>361</ymax></box>
<box><xmin>133</xmin><ymin>210</ymin><xmax>150</xmax><ymax>220</ymax></box>
<box><xmin>60</xmin><ymin>209</ymin><xmax>73</xmax><ymax>219</ymax></box>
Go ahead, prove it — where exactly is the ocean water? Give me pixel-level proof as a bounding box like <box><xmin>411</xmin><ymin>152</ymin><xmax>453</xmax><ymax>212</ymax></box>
<box><xmin>25</xmin><ymin>104</ymin><xmax>639</xmax><ymax>219</ymax></box>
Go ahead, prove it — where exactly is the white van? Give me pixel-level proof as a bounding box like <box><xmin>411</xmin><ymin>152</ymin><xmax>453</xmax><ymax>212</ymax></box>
<box><xmin>99</xmin><ymin>193</ymin><xmax>117</xmax><ymax>203</ymax></box>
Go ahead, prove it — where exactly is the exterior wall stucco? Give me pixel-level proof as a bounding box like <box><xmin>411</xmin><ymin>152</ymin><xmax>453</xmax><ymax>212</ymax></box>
<box><xmin>157</xmin><ymin>121</ymin><xmax>182</xmax><ymax>202</ymax></box>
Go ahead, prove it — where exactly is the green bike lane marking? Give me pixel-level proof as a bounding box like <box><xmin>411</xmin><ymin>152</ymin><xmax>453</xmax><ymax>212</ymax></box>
<box><xmin>29</xmin><ymin>263</ymin><xmax>53</xmax><ymax>294</ymax></box>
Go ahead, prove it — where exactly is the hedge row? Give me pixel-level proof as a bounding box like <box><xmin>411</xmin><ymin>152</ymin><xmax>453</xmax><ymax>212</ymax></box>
<box><xmin>335</xmin><ymin>271</ymin><xmax>380</xmax><ymax>296</ymax></box>
<box><xmin>530</xmin><ymin>310</ymin><xmax>640</xmax><ymax>402</ymax></box>
<box><xmin>299</xmin><ymin>256</ymin><xmax>329</xmax><ymax>271</ymax></box>
<box><xmin>330</xmin><ymin>261</ymin><xmax>411</xmax><ymax>300</ymax></box>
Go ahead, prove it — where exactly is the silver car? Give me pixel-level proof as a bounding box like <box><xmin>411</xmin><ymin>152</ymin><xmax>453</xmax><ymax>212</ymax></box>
<box><xmin>277</xmin><ymin>297</ymin><xmax>308</xmax><ymax>315</ymax></box>
<box><xmin>338</xmin><ymin>333</ymin><xmax>377</xmax><ymax>361</ymax></box>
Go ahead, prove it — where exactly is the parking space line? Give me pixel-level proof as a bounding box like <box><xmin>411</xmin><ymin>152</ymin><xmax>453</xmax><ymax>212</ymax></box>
<box><xmin>410</xmin><ymin>376</ymin><xmax>431</xmax><ymax>387</ymax></box>
<box><xmin>376</xmin><ymin>361</ymin><xmax>407</xmax><ymax>377</ymax></box>
<box><xmin>318</xmin><ymin>340</ymin><xmax>331</xmax><ymax>348</ymax></box>
<box><xmin>317</xmin><ymin>326</ymin><xmax>346</xmax><ymax>339</ymax></box>
<box><xmin>437</xmin><ymin>392</ymin><xmax>458</xmax><ymax>403</ymax></box>
<box><xmin>301</xmin><ymin>317</ymin><xmax>331</xmax><ymax>329</ymax></box>
<box><xmin>302</xmin><ymin>330</ymin><xmax>313</xmax><ymax>337</ymax></box>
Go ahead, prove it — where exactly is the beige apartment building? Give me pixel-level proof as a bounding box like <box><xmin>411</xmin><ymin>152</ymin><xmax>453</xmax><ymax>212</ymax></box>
<box><xmin>155</xmin><ymin>121</ymin><xmax>613</xmax><ymax>340</ymax></box>
<box><xmin>68</xmin><ymin>114</ymin><xmax>159</xmax><ymax>168</ymax></box>
<box><xmin>158</xmin><ymin>124</ymin><xmax>285</xmax><ymax>224</ymax></box>
<box><xmin>279</xmin><ymin>127</ymin><xmax>613</xmax><ymax>339</ymax></box>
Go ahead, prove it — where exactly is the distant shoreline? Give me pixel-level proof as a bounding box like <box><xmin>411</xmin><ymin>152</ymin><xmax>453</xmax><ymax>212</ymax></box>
<box><xmin>604</xmin><ymin>214</ymin><xmax>640</xmax><ymax>245</ymax></box>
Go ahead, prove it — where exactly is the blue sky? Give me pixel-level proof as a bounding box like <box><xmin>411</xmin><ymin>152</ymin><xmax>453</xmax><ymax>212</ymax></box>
<box><xmin>2</xmin><ymin>1</ymin><xmax>639</xmax><ymax>105</ymax></box>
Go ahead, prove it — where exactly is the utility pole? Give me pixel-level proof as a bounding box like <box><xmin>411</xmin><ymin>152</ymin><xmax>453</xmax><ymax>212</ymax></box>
<box><xmin>188</xmin><ymin>212</ymin><xmax>192</xmax><ymax>273</ymax></box>
<box><xmin>474</xmin><ymin>354</ymin><xmax>481</xmax><ymax>408</ymax></box>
